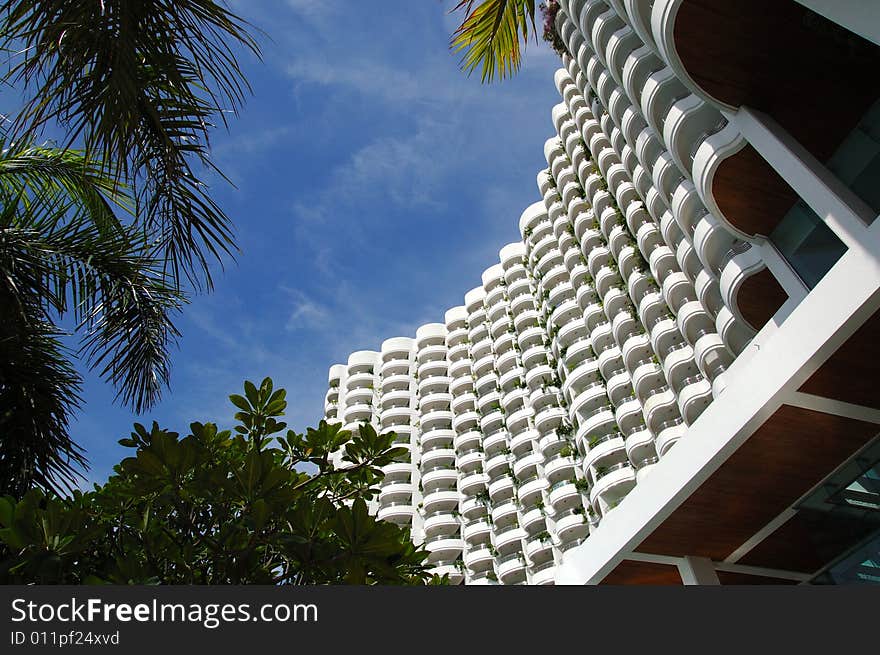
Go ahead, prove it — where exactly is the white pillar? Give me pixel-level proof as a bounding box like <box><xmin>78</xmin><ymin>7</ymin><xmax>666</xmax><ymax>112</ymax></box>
<box><xmin>678</xmin><ymin>556</ymin><xmax>720</xmax><ymax>585</ymax></box>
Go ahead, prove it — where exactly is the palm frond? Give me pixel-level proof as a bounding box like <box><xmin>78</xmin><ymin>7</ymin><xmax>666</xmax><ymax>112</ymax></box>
<box><xmin>450</xmin><ymin>0</ymin><xmax>537</xmax><ymax>83</ymax></box>
<box><xmin>0</xmin><ymin>139</ymin><xmax>130</xmax><ymax>237</ymax></box>
<box><xmin>0</xmin><ymin>202</ymin><xmax>85</xmax><ymax>496</ymax></box>
<box><xmin>0</xmin><ymin>206</ymin><xmax>186</xmax><ymax>415</ymax></box>
<box><xmin>2</xmin><ymin>0</ymin><xmax>263</xmax><ymax>289</ymax></box>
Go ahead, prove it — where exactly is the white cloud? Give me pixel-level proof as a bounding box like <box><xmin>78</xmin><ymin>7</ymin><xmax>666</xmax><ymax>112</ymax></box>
<box><xmin>283</xmin><ymin>287</ymin><xmax>331</xmax><ymax>331</ymax></box>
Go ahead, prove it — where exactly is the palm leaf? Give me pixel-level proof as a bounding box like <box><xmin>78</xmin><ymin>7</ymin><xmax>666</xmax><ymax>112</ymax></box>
<box><xmin>2</xmin><ymin>0</ymin><xmax>263</xmax><ymax>289</ymax></box>
<box><xmin>450</xmin><ymin>0</ymin><xmax>537</xmax><ymax>83</ymax></box>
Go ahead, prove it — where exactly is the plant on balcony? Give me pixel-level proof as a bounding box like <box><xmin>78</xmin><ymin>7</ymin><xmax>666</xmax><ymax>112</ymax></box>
<box><xmin>574</xmin><ymin>478</ymin><xmax>590</xmax><ymax>494</ymax></box>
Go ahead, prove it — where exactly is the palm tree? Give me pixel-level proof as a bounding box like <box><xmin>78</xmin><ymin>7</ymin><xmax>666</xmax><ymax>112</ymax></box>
<box><xmin>449</xmin><ymin>1</ymin><xmax>537</xmax><ymax>82</ymax></box>
<box><xmin>0</xmin><ymin>2</ymin><xmax>261</xmax><ymax>493</ymax></box>
<box><xmin>2</xmin><ymin>0</ymin><xmax>261</xmax><ymax>290</ymax></box>
<box><xmin>0</xmin><ymin>141</ymin><xmax>184</xmax><ymax>496</ymax></box>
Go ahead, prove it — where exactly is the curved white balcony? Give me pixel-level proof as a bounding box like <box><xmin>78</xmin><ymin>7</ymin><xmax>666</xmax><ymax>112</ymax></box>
<box><xmin>502</xmin><ymin>388</ymin><xmax>529</xmax><ymax>414</ymax></box>
<box><xmin>513</xmin><ymin>451</ymin><xmax>544</xmax><ymax>480</ymax></box>
<box><xmin>449</xmin><ymin>373</ymin><xmax>474</xmax><ymax>396</ymax></box>
<box><xmin>421</xmin><ymin>466</ymin><xmax>457</xmax><ymax>492</ymax></box>
<box><xmin>525</xmin><ymin>532</ymin><xmax>554</xmax><ymax>564</ymax></box>
<box><xmin>509</xmin><ymin>429</ymin><xmax>538</xmax><ymax>455</ymax></box>
<box><xmin>525</xmin><ymin>363</ymin><xmax>555</xmax><ymax>390</ymax></box>
<box><xmin>583</xmin><ymin>431</ymin><xmax>626</xmax><ymax>473</ymax></box>
<box><xmin>483</xmin><ymin>430</ymin><xmax>509</xmax><ymax>456</ymax></box>
<box><xmin>447</xmin><ymin>357</ymin><xmax>473</xmax><ymax>380</ymax></box>
<box><xmin>530</xmin><ymin>561</ymin><xmax>557</xmax><ymax>585</ymax></box>
<box><xmin>428</xmin><ymin>563</ymin><xmax>464</xmax><ymax>585</ymax></box>
<box><xmin>649</xmin><ymin>245</ymin><xmax>678</xmax><ymax>283</ymax></box>
<box><xmin>420</xmin><ymin>427</ymin><xmax>455</xmax><ymax>450</ymax></box>
<box><xmin>425</xmin><ymin>535</ymin><xmax>464</xmax><ymax>562</ymax></box>
<box><xmin>548</xmin><ymin>479</ymin><xmax>581</xmax><ymax>511</ymax></box>
<box><xmin>419</xmin><ymin>391</ymin><xmax>452</xmax><ymax>413</ymax></box>
<box><xmin>508</xmin><ymin>409</ymin><xmax>535</xmax><ymax>437</ymax></box>
<box><xmin>343</xmin><ymin>403</ymin><xmax>374</xmax><ymax>424</ymax></box>
<box><xmin>459</xmin><ymin>471</ymin><xmax>489</xmax><ymax>496</ymax></box>
<box><xmin>676</xmin><ymin>300</ymin><xmax>715</xmax><ymax>347</ymax></box>
<box><xmin>614</xmin><ymin>396</ymin><xmax>644</xmax><ymax>434</ymax></box>
<box><xmin>418</xmin><ymin>375</ymin><xmax>451</xmax><ymax>396</ymax></box>
<box><xmin>554</xmin><ymin>508</ymin><xmax>590</xmax><ymax>542</ymax></box>
<box><xmin>422</xmin><ymin>489</ymin><xmax>459</xmax><ymax>513</ymax></box>
<box><xmin>379</xmin><ymin>389</ymin><xmax>411</xmax><ymax>411</ymax></box>
<box><xmin>378</xmin><ymin>482</ymin><xmax>413</xmax><ymax>504</ymax></box>
<box><xmin>450</xmin><ymin>390</ymin><xmax>476</xmax><ymax>414</ymax></box>
<box><xmin>575</xmin><ymin>406</ymin><xmax>616</xmax><ymax>449</ymax></box>
<box><xmin>663</xmin><ymin>345</ymin><xmax>699</xmax><ymax>393</ymax></box>
<box><xmin>421</xmin><ymin>444</ymin><xmax>455</xmax><ymax>471</ymax></box>
<box><xmin>345</xmin><ymin>371</ymin><xmax>375</xmax><ymax>391</ymax></box>
<box><xmin>655</xmin><ymin>417</ymin><xmax>685</xmax><ymax>456</ymax></box>
<box><xmin>464</xmin><ymin>545</ymin><xmax>494</xmax><ymax>572</ymax></box>
<box><xmin>480</xmin><ymin>409</ymin><xmax>505</xmax><ymax>434</ymax></box>
<box><xmin>693</xmin><ymin>331</ymin><xmax>732</xmax><ymax>381</ymax></box>
<box><xmin>625</xmin><ymin>426</ymin><xmax>656</xmax><ymax>463</ymax></box>
<box><xmin>491</xmin><ymin>498</ymin><xmax>519</xmax><ymax>526</ymax></box>
<box><xmin>488</xmin><ymin>476</ymin><xmax>516</xmax><ymax>503</ymax></box>
<box><xmin>462</xmin><ymin>517</ymin><xmax>492</xmax><ymax>544</ymax></box>
<box><xmin>376</xmin><ymin>504</ymin><xmax>415</xmax><ymax>525</ymax></box>
<box><xmin>590</xmin><ymin>461</ymin><xmax>636</xmax><ymax>513</ymax></box>
<box><xmin>456</xmin><ymin>448</ymin><xmax>484</xmax><ymax>471</ymax></box>
<box><xmin>381</xmin><ymin>462</ymin><xmax>413</xmax><ymax>481</ymax></box>
<box><xmin>485</xmin><ymin>451</ymin><xmax>512</xmax><ymax>478</ymax></box>
<box><xmin>678</xmin><ymin>375</ymin><xmax>713</xmax><ymax>424</ymax></box>
<box><xmin>643</xmin><ymin>387</ymin><xmax>680</xmax><ymax>433</ymax></box>
<box><xmin>493</xmin><ymin>525</ymin><xmax>527</xmax><ymax>551</ymax></box>
<box><xmin>544</xmin><ymin>452</ymin><xmax>578</xmax><ymax>484</ymax></box>
<box><xmin>452</xmin><ymin>410</ymin><xmax>480</xmax><ymax>435</ymax></box>
<box><xmin>716</xmin><ymin>305</ymin><xmax>754</xmax><ymax>357</ymax></box>
<box><xmin>475</xmin><ymin>373</ymin><xmax>500</xmax><ymax>398</ymax></box>
<box><xmin>521</xmin><ymin>506</ymin><xmax>547</xmax><ymax>533</ymax></box>
<box><xmin>534</xmin><ymin>405</ymin><xmax>568</xmax><ymax>434</ymax></box>
<box><xmin>497</xmin><ymin>553</ymin><xmax>528</xmax><ymax>584</ymax></box>
<box><xmin>569</xmin><ymin>381</ymin><xmax>607</xmax><ymax>422</ymax></box>
<box><xmin>423</xmin><ymin>511</ymin><xmax>460</xmax><ymax>536</ymax></box>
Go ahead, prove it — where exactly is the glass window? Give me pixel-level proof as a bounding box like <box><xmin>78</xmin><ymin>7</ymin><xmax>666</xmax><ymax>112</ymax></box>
<box><xmin>769</xmin><ymin>199</ymin><xmax>847</xmax><ymax>289</ymax></box>
<box><xmin>826</xmin><ymin>98</ymin><xmax>880</xmax><ymax>221</ymax></box>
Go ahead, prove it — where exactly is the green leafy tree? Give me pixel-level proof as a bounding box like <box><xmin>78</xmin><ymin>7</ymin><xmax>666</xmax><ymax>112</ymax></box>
<box><xmin>0</xmin><ymin>378</ymin><xmax>438</xmax><ymax>585</ymax></box>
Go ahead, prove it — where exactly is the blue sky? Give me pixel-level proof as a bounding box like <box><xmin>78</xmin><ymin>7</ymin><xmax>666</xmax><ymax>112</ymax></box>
<box><xmin>69</xmin><ymin>0</ymin><xmax>563</xmax><ymax>485</ymax></box>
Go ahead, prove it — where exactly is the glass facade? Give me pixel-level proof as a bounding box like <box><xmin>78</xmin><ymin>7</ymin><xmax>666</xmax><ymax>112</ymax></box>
<box><xmin>770</xmin><ymin>199</ymin><xmax>847</xmax><ymax>289</ymax></box>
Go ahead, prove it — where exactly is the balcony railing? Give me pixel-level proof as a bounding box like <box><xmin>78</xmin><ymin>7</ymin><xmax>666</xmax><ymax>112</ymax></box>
<box><xmin>635</xmin><ymin>456</ymin><xmax>659</xmax><ymax>470</ymax></box>
<box><xmin>595</xmin><ymin>461</ymin><xmax>633</xmax><ymax>480</ymax></box>
<box><xmin>548</xmin><ymin>478</ymin><xmax>576</xmax><ymax>492</ymax></box>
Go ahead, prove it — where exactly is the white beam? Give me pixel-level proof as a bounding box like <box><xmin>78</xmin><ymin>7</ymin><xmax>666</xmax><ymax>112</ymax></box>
<box><xmin>556</xmin><ymin>233</ymin><xmax>880</xmax><ymax>585</ymax></box>
<box><xmin>678</xmin><ymin>557</ymin><xmax>720</xmax><ymax>585</ymax></box>
<box><xmin>787</xmin><ymin>391</ymin><xmax>880</xmax><ymax>425</ymax></box>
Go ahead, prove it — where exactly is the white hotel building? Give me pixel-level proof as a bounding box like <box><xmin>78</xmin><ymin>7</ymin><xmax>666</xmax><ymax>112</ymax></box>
<box><xmin>323</xmin><ymin>0</ymin><xmax>880</xmax><ymax>585</ymax></box>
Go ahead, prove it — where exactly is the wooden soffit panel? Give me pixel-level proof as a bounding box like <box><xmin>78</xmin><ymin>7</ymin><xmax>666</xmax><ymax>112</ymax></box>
<box><xmin>637</xmin><ymin>405</ymin><xmax>878</xmax><ymax>562</ymax></box>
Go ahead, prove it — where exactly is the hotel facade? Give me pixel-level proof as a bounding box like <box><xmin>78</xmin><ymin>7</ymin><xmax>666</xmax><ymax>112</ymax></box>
<box><xmin>323</xmin><ymin>0</ymin><xmax>880</xmax><ymax>585</ymax></box>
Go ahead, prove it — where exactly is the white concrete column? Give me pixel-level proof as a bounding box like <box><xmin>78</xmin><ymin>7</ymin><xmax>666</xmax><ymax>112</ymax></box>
<box><xmin>727</xmin><ymin>107</ymin><xmax>878</xmax><ymax>245</ymax></box>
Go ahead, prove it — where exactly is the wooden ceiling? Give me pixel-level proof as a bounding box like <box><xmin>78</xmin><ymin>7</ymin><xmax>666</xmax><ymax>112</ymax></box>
<box><xmin>674</xmin><ymin>0</ymin><xmax>880</xmax><ymax>164</ymax></box>
<box><xmin>635</xmin><ymin>404</ymin><xmax>877</xmax><ymax>565</ymax></box>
